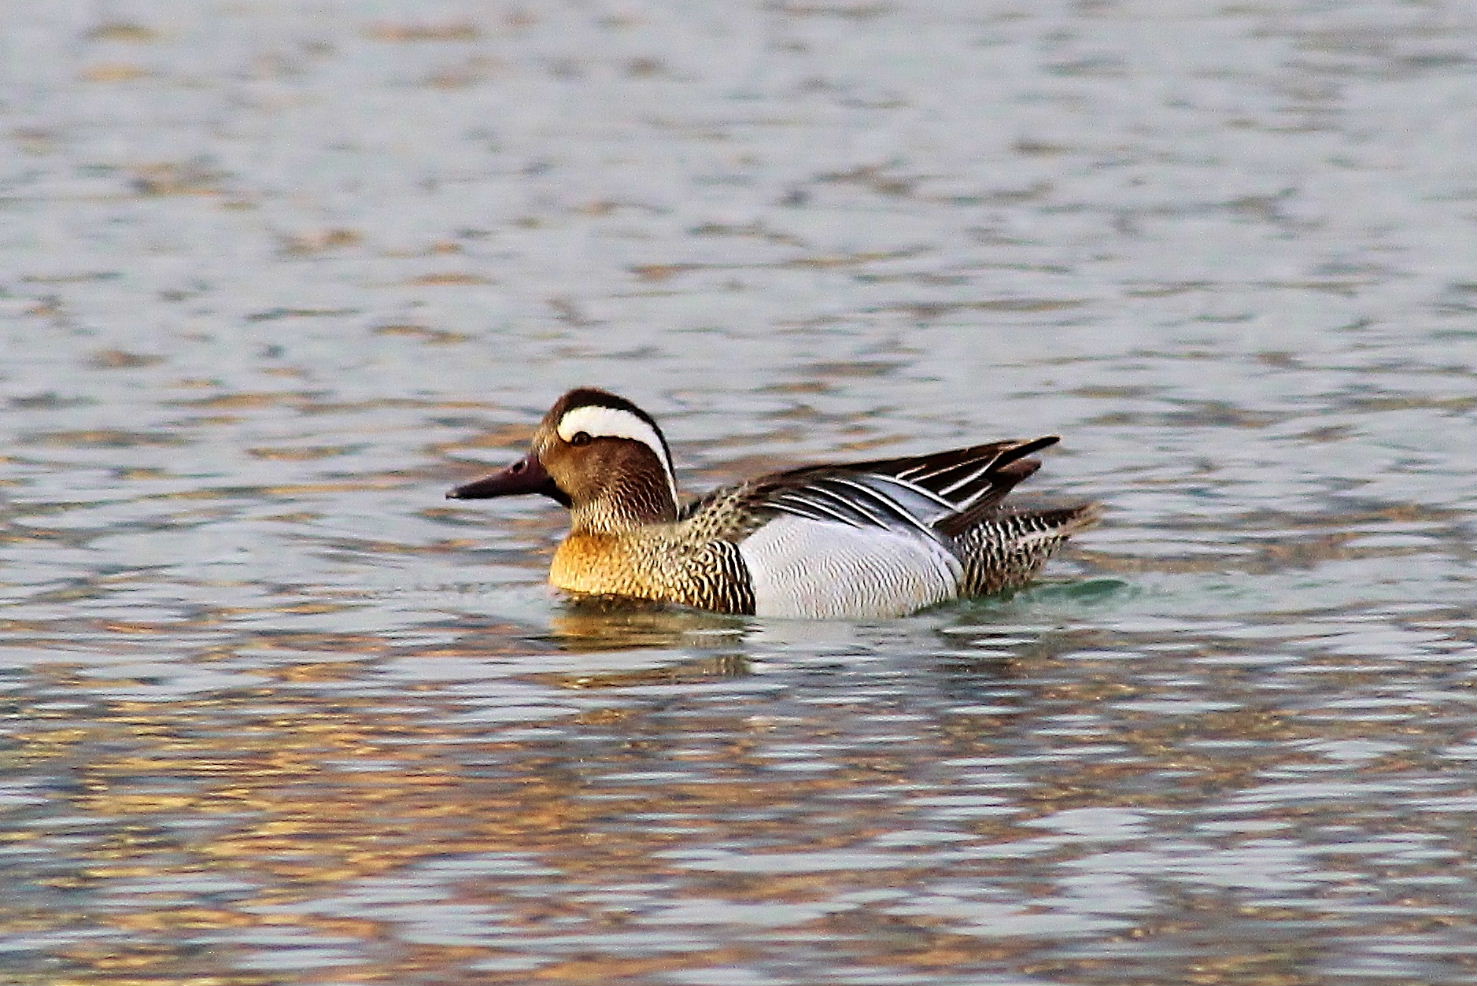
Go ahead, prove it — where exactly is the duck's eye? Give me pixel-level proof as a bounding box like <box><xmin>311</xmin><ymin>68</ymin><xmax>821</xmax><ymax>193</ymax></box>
<box><xmin>569</xmin><ymin>431</ymin><xmax>593</xmax><ymax>447</ymax></box>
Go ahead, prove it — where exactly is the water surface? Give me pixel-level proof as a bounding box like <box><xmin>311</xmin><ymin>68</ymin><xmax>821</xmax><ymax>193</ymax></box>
<box><xmin>3</xmin><ymin>1</ymin><xmax>1477</xmax><ymax>984</ymax></box>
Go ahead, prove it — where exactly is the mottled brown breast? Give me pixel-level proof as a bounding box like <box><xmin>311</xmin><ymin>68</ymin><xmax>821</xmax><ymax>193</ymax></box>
<box><xmin>550</xmin><ymin>534</ymin><xmax>648</xmax><ymax>598</ymax></box>
<box><xmin>549</xmin><ymin>531</ymin><xmax>755</xmax><ymax>614</ymax></box>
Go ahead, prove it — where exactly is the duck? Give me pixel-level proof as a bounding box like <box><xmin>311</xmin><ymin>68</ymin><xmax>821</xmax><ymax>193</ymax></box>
<box><xmin>447</xmin><ymin>388</ymin><xmax>1099</xmax><ymax>619</ymax></box>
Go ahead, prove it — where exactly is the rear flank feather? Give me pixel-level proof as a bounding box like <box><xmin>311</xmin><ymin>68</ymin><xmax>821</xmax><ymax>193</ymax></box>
<box><xmin>952</xmin><ymin>502</ymin><xmax>1102</xmax><ymax>595</ymax></box>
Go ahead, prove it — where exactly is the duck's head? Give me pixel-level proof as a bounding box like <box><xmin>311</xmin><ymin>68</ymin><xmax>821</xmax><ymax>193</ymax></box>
<box><xmin>447</xmin><ymin>388</ymin><xmax>679</xmax><ymax>532</ymax></box>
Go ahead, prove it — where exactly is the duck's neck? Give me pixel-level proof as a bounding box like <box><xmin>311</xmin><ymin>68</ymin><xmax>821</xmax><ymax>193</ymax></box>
<box><xmin>569</xmin><ymin>476</ymin><xmax>678</xmax><ymax>535</ymax></box>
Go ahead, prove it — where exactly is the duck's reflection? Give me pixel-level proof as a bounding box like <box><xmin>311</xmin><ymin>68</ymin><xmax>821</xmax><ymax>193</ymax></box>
<box><xmin>542</xmin><ymin>595</ymin><xmax>749</xmax><ymax>653</ymax></box>
<box><xmin>516</xmin><ymin>596</ymin><xmax>754</xmax><ymax>684</ymax></box>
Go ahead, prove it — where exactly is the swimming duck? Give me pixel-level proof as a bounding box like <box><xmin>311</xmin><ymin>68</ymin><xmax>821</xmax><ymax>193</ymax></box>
<box><xmin>448</xmin><ymin>388</ymin><xmax>1098</xmax><ymax>619</ymax></box>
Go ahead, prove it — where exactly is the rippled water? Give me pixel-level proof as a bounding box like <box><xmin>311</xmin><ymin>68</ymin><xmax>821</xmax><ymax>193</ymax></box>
<box><xmin>4</xmin><ymin>1</ymin><xmax>1477</xmax><ymax>984</ymax></box>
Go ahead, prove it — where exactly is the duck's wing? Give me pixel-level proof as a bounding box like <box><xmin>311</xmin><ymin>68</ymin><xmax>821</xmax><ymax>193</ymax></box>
<box><xmin>761</xmin><ymin>437</ymin><xmax>1058</xmax><ymax>533</ymax></box>
<box><xmin>830</xmin><ymin>437</ymin><xmax>1058</xmax><ymax>514</ymax></box>
<box><xmin>680</xmin><ymin>437</ymin><xmax>1058</xmax><ymax>540</ymax></box>
<box><xmin>675</xmin><ymin>439</ymin><xmax>1069</xmax><ymax>618</ymax></box>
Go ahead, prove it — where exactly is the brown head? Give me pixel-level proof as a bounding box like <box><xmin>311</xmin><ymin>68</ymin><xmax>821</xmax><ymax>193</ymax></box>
<box><xmin>446</xmin><ymin>389</ymin><xmax>680</xmax><ymax>533</ymax></box>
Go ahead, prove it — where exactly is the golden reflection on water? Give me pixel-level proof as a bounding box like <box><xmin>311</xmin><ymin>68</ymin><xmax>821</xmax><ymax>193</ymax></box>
<box><xmin>2</xmin><ymin>614</ymin><xmax>1033</xmax><ymax>982</ymax></box>
<box><xmin>5</xmin><ymin>592</ymin><xmax>1477</xmax><ymax>986</ymax></box>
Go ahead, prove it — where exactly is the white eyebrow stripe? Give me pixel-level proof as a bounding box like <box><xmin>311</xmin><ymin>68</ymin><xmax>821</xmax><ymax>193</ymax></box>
<box><xmin>556</xmin><ymin>404</ymin><xmax>678</xmax><ymax>505</ymax></box>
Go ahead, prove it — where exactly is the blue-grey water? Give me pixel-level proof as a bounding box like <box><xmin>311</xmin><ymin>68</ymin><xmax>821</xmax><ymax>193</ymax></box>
<box><xmin>3</xmin><ymin>2</ymin><xmax>1477</xmax><ymax>984</ymax></box>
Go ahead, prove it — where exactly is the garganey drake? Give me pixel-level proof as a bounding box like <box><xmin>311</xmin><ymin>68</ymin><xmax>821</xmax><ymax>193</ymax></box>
<box><xmin>448</xmin><ymin>388</ymin><xmax>1099</xmax><ymax>619</ymax></box>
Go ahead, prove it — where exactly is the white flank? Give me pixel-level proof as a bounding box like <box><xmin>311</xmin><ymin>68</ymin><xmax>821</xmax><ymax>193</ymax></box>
<box><xmin>739</xmin><ymin>515</ymin><xmax>962</xmax><ymax>619</ymax></box>
<box><xmin>556</xmin><ymin>404</ymin><xmax>678</xmax><ymax>504</ymax></box>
